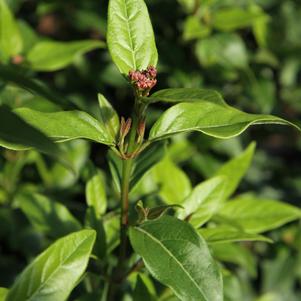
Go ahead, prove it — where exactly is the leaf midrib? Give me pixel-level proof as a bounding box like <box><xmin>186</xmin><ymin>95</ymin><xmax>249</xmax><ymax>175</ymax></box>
<box><xmin>121</xmin><ymin>0</ymin><xmax>136</xmax><ymax>70</ymax></box>
<box><xmin>135</xmin><ymin>226</ymin><xmax>209</xmax><ymax>301</ymax></box>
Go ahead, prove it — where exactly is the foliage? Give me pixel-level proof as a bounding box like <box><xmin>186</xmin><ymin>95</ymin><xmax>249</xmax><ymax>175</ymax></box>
<box><xmin>0</xmin><ymin>0</ymin><xmax>301</xmax><ymax>300</ymax></box>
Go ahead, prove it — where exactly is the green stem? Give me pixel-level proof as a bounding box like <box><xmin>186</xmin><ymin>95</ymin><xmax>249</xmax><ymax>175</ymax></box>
<box><xmin>108</xmin><ymin>112</ymin><xmax>139</xmax><ymax>301</ymax></box>
<box><xmin>119</xmin><ymin>114</ymin><xmax>138</xmax><ymax>263</ymax></box>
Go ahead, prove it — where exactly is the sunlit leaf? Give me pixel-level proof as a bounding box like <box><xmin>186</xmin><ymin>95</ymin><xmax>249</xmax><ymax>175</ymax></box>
<box><xmin>107</xmin><ymin>0</ymin><xmax>158</xmax><ymax>74</ymax></box>
<box><xmin>199</xmin><ymin>226</ymin><xmax>272</xmax><ymax>244</ymax></box>
<box><xmin>214</xmin><ymin>142</ymin><xmax>256</xmax><ymax>200</ymax></box>
<box><xmin>178</xmin><ymin>176</ymin><xmax>226</xmax><ymax>228</ymax></box>
<box><xmin>217</xmin><ymin>197</ymin><xmax>301</xmax><ymax>233</ymax></box>
<box><xmin>6</xmin><ymin>230</ymin><xmax>96</xmax><ymax>301</ymax></box>
<box><xmin>14</xmin><ymin>108</ymin><xmax>115</xmax><ymax>145</ymax></box>
<box><xmin>149</xmin><ymin>88</ymin><xmax>300</xmax><ymax>141</ymax></box>
<box><xmin>86</xmin><ymin>170</ymin><xmax>107</xmax><ymax>216</ymax></box>
<box><xmin>0</xmin><ymin>0</ymin><xmax>22</xmax><ymax>60</ymax></box>
<box><xmin>27</xmin><ymin>40</ymin><xmax>105</xmax><ymax>71</ymax></box>
<box><xmin>98</xmin><ymin>93</ymin><xmax>120</xmax><ymax>141</ymax></box>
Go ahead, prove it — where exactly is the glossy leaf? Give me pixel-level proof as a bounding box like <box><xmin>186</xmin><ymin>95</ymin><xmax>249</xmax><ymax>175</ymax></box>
<box><xmin>98</xmin><ymin>93</ymin><xmax>120</xmax><ymax>141</ymax></box>
<box><xmin>14</xmin><ymin>108</ymin><xmax>114</xmax><ymax>145</ymax></box>
<box><xmin>178</xmin><ymin>176</ymin><xmax>226</xmax><ymax>228</ymax></box>
<box><xmin>0</xmin><ymin>0</ymin><xmax>23</xmax><ymax>60</ymax></box>
<box><xmin>217</xmin><ymin>197</ymin><xmax>301</xmax><ymax>233</ymax></box>
<box><xmin>149</xmin><ymin>88</ymin><xmax>220</xmax><ymax>104</ymax></box>
<box><xmin>149</xmin><ymin>88</ymin><xmax>300</xmax><ymax>141</ymax></box>
<box><xmin>86</xmin><ymin>170</ymin><xmax>107</xmax><ymax>216</ymax></box>
<box><xmin>199</xmin><ymin>226</ymin><xmax>272</xmax><ymax>244</ymax></box>
<box><xmin>19</xmin><ymin>193</ymin><xmax>81</xmax><ymax>238</ymax></box>
<box><xmin>27</xmin><ymin>40</ymin><xmax>105</xmax><ymax>71</ymax></box>
<box><xmin>6</xmin><ymin>230</ymin><xmax>96</xmax><ymax>301</ymax></box>
<box><xmin>0</xmin><ymin>106</ymin><xmax>63</xmax><ymax>158</ymax></box>
<box><xmin>107</xmin><ymin>0</ymin><xmax>158</xmax><ymax>74</ymax></box>
<box><xmin>214</xmin><ymin>142</ymin><xmax>255</xmax><ymax>200</ymax></box>
<box><xmin>130</xmin><ymin>216</ymin><xmax>223</xmax><ymax>301</ymax></box>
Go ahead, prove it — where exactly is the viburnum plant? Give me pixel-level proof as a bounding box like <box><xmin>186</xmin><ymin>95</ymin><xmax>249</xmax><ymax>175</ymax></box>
<box><xmin>1</xmin><ymin>0</ymin><xmax>301</xmax><ymax>300</ymax></box>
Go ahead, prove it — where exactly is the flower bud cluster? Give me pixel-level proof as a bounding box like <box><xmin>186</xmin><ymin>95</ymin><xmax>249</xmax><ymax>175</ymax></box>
<box><xmin>128</xmin><ymin>66</ymin><xmax>157</xmax><ymax>95</ymax></box>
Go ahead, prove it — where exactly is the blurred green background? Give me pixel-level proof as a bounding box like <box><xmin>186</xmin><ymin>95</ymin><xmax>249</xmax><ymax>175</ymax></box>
<box><xmin>0</xmin><ymin>0</ymin><xmax>301</xmax><ymax>300</ymax></box>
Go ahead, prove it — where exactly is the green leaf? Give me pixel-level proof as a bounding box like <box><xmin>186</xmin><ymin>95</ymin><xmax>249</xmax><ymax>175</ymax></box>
<box><xmin>217</xmin><ymin>197</ymin><xmax>301</xmax><ymax>233</ymax></box>
<box><xmin>255</xmin><ymin>293</ymin><xmax>278</xmax><ymax>301</ymax></box>
<box><xmin>131</xmin><ymin>141</ymin><xmax>166</xmax><ymax>189</ymax></box>
<box><xmin>130</xmin><ymin>216</ymin><xmax>223</xmax><ymax>301</ymax></box>
<box><xmin>19</xmin><ymin>193</ymin><xmax>81</xmax><ymax>238</ymax></box>
<box><xmin>132</xmin><ymin>155</ymin><xmax>191</xmax><ymax>204</ymax></box>
<box><xmin>0</xmin><ymin>288</ymin><xmax>8</xmax><ymax>301</ymax></box>
<box><xmin>195</xmin><ymin>33</ymin><xmax>248</xmax><ymax>69</ymax></box>
<box><xmin>150</xmin><ymin>156</ymin><xmax>191</xmax><ymax>204</ymax></box>
<box><xmin>35</xmin><ymin>140</ymin><xmax>90</xmax><ymax>189</ymax></box>
<box><xmin>149</xmin><ymin>88</ymin><xmax>219</xmax><ymax>104</ymax></box>
<box><xmin>6</xmin><ymin>230</ymin><xmax>96</xmax><ymax>301</ymax></box>
<box><xmin>251</xmin><ymin>4</ymin><xmax>270</xmax><ymax>49</ymax></box>
<box><xmin>133</xmin><ymin>274</ymin><xmax>156</xmax><ymax>301</ymax></box>
<box><xmin>97</xmin><ymin>93</ymin><xmax>120</xmax><ymax>141</ymax></box>
<box><xmin>199</xmin><ymin>226</ymin><xmax>272</xmax><ymax>244</ymax></box>
<box><xmin>0</xmin><ymin>106</ymin><xmax>64</xmax><ymax>159</ymax></box>
<box><xmin>85</xmin><ymin>207</ymin><xmax>107</xmax><ymax>259</ymax></box>
<box><xmin>178</xmin><ymin>176</ymin><xmax>226</xmax><ymax>228</ymax></box>
<box><xmin>14</xmin><ymin>108</ymin><xmax>114</xmax><ymax>145</ymax></box>
<box><xmin>183</xmin><ymin>16</ymin><xmax>211</xmax><ymax>41</ymax></box>
<box><xmin>107</xmin><ymin>150</ymin><xmax>123</xmax><ymax>192</ymax></box>
<box><xmin>177</xmin><ymin>0</ymin><xmax>198</xmax><ymax>13</ymax></box>
<box><xmin>0</xmin><ymin>0</ymin><xmax>23</xmax><ymax>60</ymax></box>
<box><xmin>26</xmin><ymin>40</ymin><xmax>105</xmax><ymax>71</ymax></box>
<box><xmin>0</xmin><ymin>65</ymin><xmax>73</xmax><ymax>107</ymax></box>
<box><xmin>211</xmin><ymin>243</ymin><xmax>257</xmax><ymax>276</ymax></box>
<box><xmin>213</xmin><ymin>7</ymin><xmax>264</xmax><ymax>32</ymax></box>
<box><xmin>149</xmin><ymin>88</ymin><xmax>300</xmax><ymax>141</ymax></box>
<box><xmin>214</xmin><ymin>142</ymin><xmax>255</xmax><ymax>200</ymax></box>
<box><xmin>103</xmin><ymin>212</ymin><xmax>120</xmax><ymax>254</ymax></box>
<box><xmin>18</xmin><ymin>20</ymin><xmax>39</xmax><ymax>53</ymax></box>
<box><xmin>107</xmin><ymin>0</ymin><xmax>158</xmax><ymax>74</ymax></box>
<box><xmin>86</xmin><ymin>170</ymin><xmax>107</xmax><ymax>216</ymax></box>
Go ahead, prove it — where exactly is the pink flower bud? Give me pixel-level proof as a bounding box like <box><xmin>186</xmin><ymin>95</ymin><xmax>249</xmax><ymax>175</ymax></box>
<box><xmin>128</xmin><ymin>65</ymin><xmax>157</xmax><ymax>94</ymax></box>
<box><xmin>147</xmin><ymin>65</ymin><xmax>157</xmax><ymax>78</ymax></box>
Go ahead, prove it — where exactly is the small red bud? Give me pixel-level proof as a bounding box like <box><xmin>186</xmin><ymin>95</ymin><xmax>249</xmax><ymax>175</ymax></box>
<box><xmin>137</xmin><ymin>120</ymin><xmax>146</xmax><ymax>143</ymax></box>
<box><xmin>120</xmin><ymin>117</ymin><xmax>132</xmax><ymax>137</ymax></box>
<box><xmin>147</xmin><ymin>65</ymin><xmax>157</xmax><ymax>78</ymax></box>
<box><xmin>128</xmin><ymin>65</ymin><xmax>157</xmax><ymax>94</ymax></box>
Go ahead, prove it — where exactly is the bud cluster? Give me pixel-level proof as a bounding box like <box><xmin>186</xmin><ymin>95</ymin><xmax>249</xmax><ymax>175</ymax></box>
<box><xmin>128</xmin><ymin>66</ymin><xmax>157</xmax><ymax>95</ymax></box>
